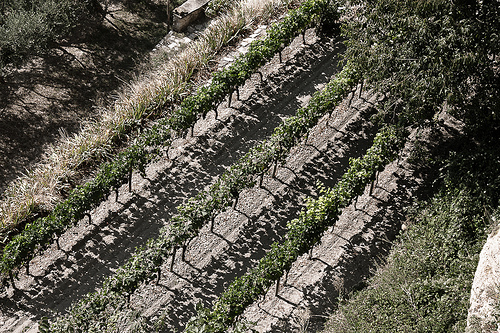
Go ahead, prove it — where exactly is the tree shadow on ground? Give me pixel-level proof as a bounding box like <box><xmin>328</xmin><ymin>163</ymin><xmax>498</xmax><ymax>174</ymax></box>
<box><xmin>0</xmin><ymin>0</ymin><xmax>169</xmax><ymax>192</ymax></box>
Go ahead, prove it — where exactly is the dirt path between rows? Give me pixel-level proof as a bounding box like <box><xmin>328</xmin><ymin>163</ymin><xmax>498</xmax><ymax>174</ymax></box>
<box><xmin>127</xmin><ymin>87</ymin><xmax>380</xmax><ymax>332</ymax></box>
<box><xmin>0</xmin><ymin>29</ymin><xmax>346</xmax><ymax>332</ymax></box>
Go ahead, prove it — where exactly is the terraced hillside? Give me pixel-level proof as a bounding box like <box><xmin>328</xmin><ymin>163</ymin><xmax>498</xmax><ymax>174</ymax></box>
<box><xmin>0</xmin><ymin>0</ymin><xmax>498</xmax><ymax>332</ymax></box>
<box><xmin>0</xmin><ymin>19</ymin><xmax>359</xmax><ymax>332</ymax></box>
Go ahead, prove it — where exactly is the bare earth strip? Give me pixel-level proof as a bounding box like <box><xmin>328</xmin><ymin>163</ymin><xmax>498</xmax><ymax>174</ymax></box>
<box><xmin>0</xmin><ymin>29</ymin><xmax>345</xmax><ymax>332</ymax></box>
<box><xmin>127</xmin><ymin>90</ymin><xmax>379</xmax><ymax>332</ymax></box>
<box><xmin>241</xmin><ymin>127</ymin><xmax>423</xmax><ymax>332</ymax></box>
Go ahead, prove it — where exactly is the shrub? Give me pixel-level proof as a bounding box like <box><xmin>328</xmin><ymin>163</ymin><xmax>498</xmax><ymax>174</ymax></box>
<box><xmin>0</xmin><ymin>0</ymin><xmax>104</xmax><ymax>69</ymax></box>
<box><xmin>323</xmin><ymin>140</ymin><xmax>500</xmax><ymax>333</ymax></box>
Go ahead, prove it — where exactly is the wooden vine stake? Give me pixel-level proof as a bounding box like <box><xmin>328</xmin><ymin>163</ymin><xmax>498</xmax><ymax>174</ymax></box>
<box><xmin>156</xmin><ymin>267</ymin><xmax>161</xmax><ymax>285</ymax></box>
<box><xmin>182</xmin><ymin>244</ymin><xmax>187</xmax><ymax>261</ymax></box>
<box><xmin>86</xmin><ymin>213</ymin><xmax>92</xmax><ymax>224</ymax></box>
<box><xmin>166</xmin><ymin>0</ymin><xmax>171</xmax><ymax>30</ymax></box>
<box><xmin>272</xmin><ymin>142</ymin><xmax>280</xmax><ymax>178</ymax></box>
<box><xmin>128</xmin><ymin>167</ymin><xmax>133</xmax><ymax>192</ymax></box>
<box><xmin>210</xmin><ymin>215</ymin><xmax>215</xmax><ymax>233</ymax></box>
<box><xmin>26</xmin><ymin>261</ymin><xmax>30</xmax><ymax>276</ymax></box>
<box><xmin>232</xmin><ymin>194</ymin><xmax>239</xmax><ymax>210</ymax></box>
<box><xmin>115</xmin><ymin>188</ymin><xmax>119</xmax><ymax>202</ymax></box>
<box><xmin>166</xmin><ymin>146</ymin><xmax>171</xmax><ymax>160</ymax></box>
<box><xmin>259</xmin><ymin>172</ymin><xmax>264</xmax><ymax>187</ymax></box>
<box><xmin>348</xmin><ymin>89</ymin><xmax>355</xmax><ymax>108</ymax></box>
<box><xmin>9</xmin><ymin>271</ymin><xmax>16</xmax><ymax>289</ymax></box>
<box><xmin>228</xmin><ymin>93</ymin><xmax>232</xmax><ymax>108</ymax></box>
<box><xmin>369</xmin><ymin>171</ymin><xmax>379</xmax><ymax>196</ymax></box>
<box><xmin>278</xmin><ymin>50</ymin><xmax>282</xmax><ymax>63</ymax></box>
<box><xmin>302</xmin><ymin>30</ymin><xmax>306</xmax><ymax>44</ymax></box>
<box><xmin>257</xmin><ymin>71</ymin><xmax>264</xmax><ymax>83</ymax></box>
<box><xmin>170</xmin><ymin>247</ymin><xmax>177</xmax><ymax>271</ymax></box>
<box><xmin>275</xmin><ymin>276</ymin><xmax>280</xmax><ymax>296</ymax></box>
<box><xmin>309</xmin><ymin>247</ymin><xmax>313</xmax><ymax>260</ymax></box>
<box><xmin>236</xmin><ymin>87</ymin><xmax>240</xmax><ymax>101</ymax></box>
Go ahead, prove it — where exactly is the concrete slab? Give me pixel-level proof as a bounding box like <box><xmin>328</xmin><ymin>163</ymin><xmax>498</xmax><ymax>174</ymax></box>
<box><xmin>172</xmin><ymin>0</ymin><xmax>210</xmax><ymax>32</ymax></box>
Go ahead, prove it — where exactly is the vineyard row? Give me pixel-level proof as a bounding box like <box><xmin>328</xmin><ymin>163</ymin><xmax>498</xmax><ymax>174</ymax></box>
<box><xmin>47</xmin><ymin>59</ymin><xmax>357</xmax><ymax>332</ymax></box>
<box><xmin>0</xmin><ymin>0</ymin><xmax>336</xmax><ymax>281</ymax></box>
<box><xmin>184</xmin><ymin>125</ymin><xmax>406</xmax><ymax>332</ymax></box>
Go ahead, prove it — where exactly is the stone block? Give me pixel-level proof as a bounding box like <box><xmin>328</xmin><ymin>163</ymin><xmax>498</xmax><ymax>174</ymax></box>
<box><xmin>172</xmin><ymin>0</ymin><xmax>210</xmax><ymax>32</ymax></box>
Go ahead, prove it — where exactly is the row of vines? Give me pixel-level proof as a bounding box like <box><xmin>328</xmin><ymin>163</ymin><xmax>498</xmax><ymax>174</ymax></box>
<box><xmin>190</xmin><ymin>0</ymin><xmax>500</xmax><ymax>330</ymax></box>
<box><xmin>0</xmin><ymin>0</ymin><xmax>336</xmax><ymax>282</ymax></box>
<box><xmin>184</xmin><ymin>125</ymin><xmax>405</xmax><ymax>332</ymax></box>
<box><xmin>188</xmin><ymin>0</ymin><xmax>500</xmax><ymax>330</ymax></box>
<box><xmin>47</xmin><ymin>58</ymin><xmax>357</xmax><ymax>332</ymax></box>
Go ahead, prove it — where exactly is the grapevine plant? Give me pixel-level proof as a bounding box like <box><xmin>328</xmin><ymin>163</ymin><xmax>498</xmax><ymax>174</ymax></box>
<box><xmin>0</xmin><ymin>0</ymin><xmax>337</xmax><ymax>282</ymax></box>
<box><xmin>184</xmin><ymin>126</ymin><xmax>406</xmax><ymax>332</ymax></box>
<box><xmin>48</xmin><ymin>61</ymin><xmax>357</xmax><ymax>332</ymax></box>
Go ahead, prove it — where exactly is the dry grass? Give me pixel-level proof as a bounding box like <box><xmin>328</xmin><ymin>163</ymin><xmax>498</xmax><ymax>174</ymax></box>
<box><xmin>0</xmin><ymin>0</ymin><xmax>296</xmax><ymax>230</ymax></box>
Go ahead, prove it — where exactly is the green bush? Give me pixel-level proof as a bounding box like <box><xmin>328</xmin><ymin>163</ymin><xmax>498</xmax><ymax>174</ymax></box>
<box><xmin>324</xmin><ymin>190</ymin><xmax>487</xmax><ymax>333</ymax></box>
<box><xmin>342</xmin><ymin>0</ymin><xmax>499</xmax><ymax>130</ymax></box>
<box><xmin>0</xmin><ymin>0</ymin><xmax>104</xmax><ymax>68</ymax></box>
<box><xmin>323</xmin><ymin>139</ymin><xmax>500</xmax><ymax>333</ymax></box>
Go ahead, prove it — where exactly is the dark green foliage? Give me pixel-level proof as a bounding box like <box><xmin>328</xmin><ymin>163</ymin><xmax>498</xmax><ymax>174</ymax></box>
<box><xmin>325</xmin><ymin>155</ymin><xmax>499</xmax><ymax>332</ymax></box>
<box><xmin>318</xmin><ymin>1</ymin><xmax>500</xmax><ymax>331</ymax></box>
<box><xmin>0</xmin><ymin>0</ymin><xmax>104</xmax><ymax>69</ymax></box>
<box><xmin>342</xmin><ymin>0</ymin><xmax>499</xmax><ymax>130</ymax></box>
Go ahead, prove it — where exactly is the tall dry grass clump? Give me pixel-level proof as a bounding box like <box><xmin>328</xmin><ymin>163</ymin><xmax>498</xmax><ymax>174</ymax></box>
<box><xmin>0</xmin><ymin>0</ymin><xmax>295</xmax><ymax>230</ymax></box>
